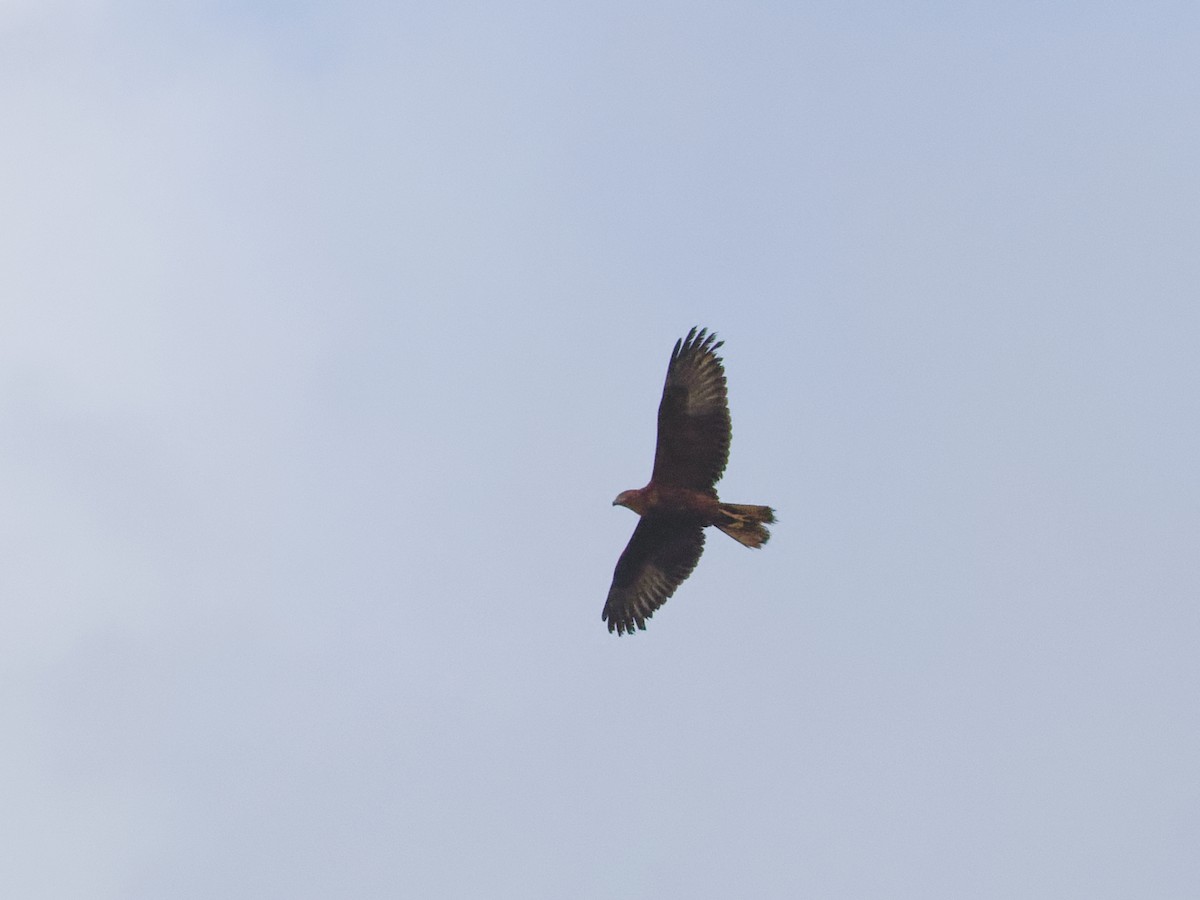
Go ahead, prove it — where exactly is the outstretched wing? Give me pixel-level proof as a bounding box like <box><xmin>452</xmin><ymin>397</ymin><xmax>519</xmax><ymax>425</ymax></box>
<box><xmin>602</xmin><ymin>516</ymin><xmax>706</xmax><ymax>635</ymax></box>
<box><xmin>650</xmin><ymin>327</ymin><xmax>731</xmax><ymax>490</ymax></box>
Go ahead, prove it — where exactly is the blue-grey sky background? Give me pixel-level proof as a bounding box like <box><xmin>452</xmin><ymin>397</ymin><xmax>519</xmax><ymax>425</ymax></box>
<box><xmin>2</xmin><ymin>3</ymin><xmax>1198</xmax><ymax>898</ymax></box>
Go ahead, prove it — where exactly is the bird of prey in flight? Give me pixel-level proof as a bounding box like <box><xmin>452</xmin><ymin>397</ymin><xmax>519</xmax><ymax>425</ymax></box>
<box><xmin>603</xmin><ymin>327</ymin><xmax>775</xmax><ymax>635</ymax></box>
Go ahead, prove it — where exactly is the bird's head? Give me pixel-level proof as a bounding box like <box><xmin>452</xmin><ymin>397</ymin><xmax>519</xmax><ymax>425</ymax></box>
<box><xmin>612</xmin><ymin>489</ymin><xmax>645</xmax><ymax>514</ymax></box>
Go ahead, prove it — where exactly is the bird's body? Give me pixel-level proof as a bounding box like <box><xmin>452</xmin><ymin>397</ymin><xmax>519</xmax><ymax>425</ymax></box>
<box><xmin>613</xmin><ymin>484</ymin><xmax>719</xmax><ymax>519</ymax></box>
<box><xmin>603</xmin><ymin>327</ymin><xmax>775</xmax><ymax>635</ymax></box>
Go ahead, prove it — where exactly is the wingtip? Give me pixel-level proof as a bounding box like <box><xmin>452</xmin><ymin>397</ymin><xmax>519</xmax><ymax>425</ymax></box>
<box><xmin>683</xmin><ymin>326</ymin><xmax>722</xmax><ymax>355</ymax></box>
<box><xmin>603</xmin><ymin>614</ymin><xmax>649</xmax><ymax>636</ymax></box>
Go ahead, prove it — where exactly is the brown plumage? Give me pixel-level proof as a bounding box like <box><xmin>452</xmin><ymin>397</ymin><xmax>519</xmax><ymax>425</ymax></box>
<box><xmin>603</xmin><ymin>327</ymin><xmax>775</xmax><ymax>635</ymax></box>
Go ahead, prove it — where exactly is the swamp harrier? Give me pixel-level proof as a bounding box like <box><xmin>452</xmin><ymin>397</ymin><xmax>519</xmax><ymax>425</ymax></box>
<box><xmin>603</xmin><ymin>327</ymin><xmax>775</xmax><ymax>635</ymax></box>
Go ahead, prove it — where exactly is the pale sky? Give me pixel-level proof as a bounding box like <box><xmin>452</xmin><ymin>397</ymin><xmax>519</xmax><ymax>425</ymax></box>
<box><xmin>2</xmin><ymin>3</ymin><xmax>1198</xmax><ymax>898</ymax></box>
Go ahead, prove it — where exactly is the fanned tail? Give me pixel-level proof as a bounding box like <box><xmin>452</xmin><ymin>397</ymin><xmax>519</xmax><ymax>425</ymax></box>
<box><xmin>715</xmin><ymin>503</ymin><xmax>776</xmax><ymax>548</ymax></box>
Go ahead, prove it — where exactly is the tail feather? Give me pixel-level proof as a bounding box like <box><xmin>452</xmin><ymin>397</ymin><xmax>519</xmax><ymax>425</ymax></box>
<box><xmin>715</xmin><ymin>503</ymin><xmax>776</xmax><ymax>548</ymax></box>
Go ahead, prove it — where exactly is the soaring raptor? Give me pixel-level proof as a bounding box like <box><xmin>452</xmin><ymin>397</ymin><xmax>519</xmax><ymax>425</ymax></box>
<box><xmin>603</xmin><ymin>327</ymin><xmax>775</xmax><ymax>635</ymax></box>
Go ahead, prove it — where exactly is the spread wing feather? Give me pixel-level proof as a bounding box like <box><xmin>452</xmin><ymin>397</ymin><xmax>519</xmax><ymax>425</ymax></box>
<box><xmin>650</xmin><ymin>327</ymin><xmax>731</xmax><ymax>490</ymax></box>
<box><xmin>602</xmin><ymin>517</ymin><xmax>706</xmax><ymax>635</ymax></box>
